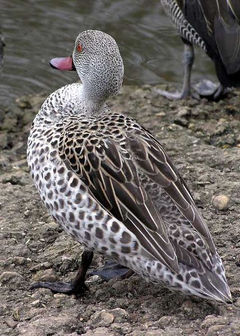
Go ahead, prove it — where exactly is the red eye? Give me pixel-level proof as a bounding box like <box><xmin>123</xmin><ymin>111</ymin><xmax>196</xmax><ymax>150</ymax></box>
<box><xmin>77</xmin><ymin>44</ymin><xmax>82</xmax><ymax>52</ymax></box>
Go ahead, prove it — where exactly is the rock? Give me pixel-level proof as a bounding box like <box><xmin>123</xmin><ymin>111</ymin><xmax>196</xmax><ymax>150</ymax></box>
<box><xmin>89</xmin><ymin>310</ymin><xmax>115</xmax><ymax>328</ymax></box>
<box><xmin>212</xmin><ymin>194</ymin><xmax>230</xmax><ymax>210</ymax></box>
<box><xmin>158</xmin><ymin>315</ymin><xmax>173</xmax><ymax>328</ymax></box>
<box><xmin>30</xmin><ymin>299</ymin><xmax>41</xmax><ymax>307</ymax></box>
<box><xmin>111</xmin><ymin>322</ymin><xmax>132</xmax><ymax>334</ymax></box>
<box><xmin>180</xmin><ymin>299</ymin><xmax>196</xmax><ymax>315</ymax></box>
<box><xmin>95</xmin><ymin>288</ymin><xmax>108</xmax><ymax>300</ymax></box>
<box><xmin>9</xmin><ymin>256</ymin><xmax>31</xmax><ymax>266</ymax></box>
<box><xmin>24</xmin><ymin>209</ymin><xmax>30</xmax><ymax>217</ymax></box>
<box><xmin>17</xmin><ymin>327</ymin><xmax>45</xmax><ymax>336</ymax></box>
<box><xmin>109</xmin><ymin>308</ymin><xmax>129</xmax><ymax>323</ymax></box>
<box><xmin>82</xmin><ymin>327</ymin><xmax>115</xmax><ymax>336</ymax></box>
<box><xmin>30</xmin><ymin>261</ymin><xmax>53</xmax><ymax>272</ymax></box>
<box><xmin>16</xmin><ymin>314</ymin><xmax>82</xmax><ymax>335</ymax></box>
<box><xmin>206</xmin><ymin>324</ymin><xmax>230</xmax><ymax>336</ymax></box>
<box><xmin>0</xmin><ymin>271</ymin><xmax>23</xmax><ymax>285</ymax></box>
<box><xmin>5</xmin><ymin>317</ymin><xmax>17</xmax><ymax>329</ymax></box>
<box><xmin>201</xmin><ymin>315</ymin><xmax>228</xmax><ymax>329</ymax></box>
<box><xmin>32</xmin><ymin>268</ymin><xmax>57</xmax><ymax>282</ymax></box>
<box><xmin>129</xmin><ymin>330</ymin><xmax>165</xmax><ymax>336</ymax></box>
<box><xmin>176</xmin><ymin>107</ymin><xmax>191</xmax><ymax>118</ymax></box>
<box><xmin>174</xmin><ymin>116</ymin><xmax>189</xmax><ymax>127</ymax></box>
<box><xmin>156</xmin><ymin>111</ymin><xmax>166</xmax><ymax>117</ymax></box>
<box><xmin>31</xmin><ymin>288</ymin><xmax>53</xmax><ymax>299</ymax></box>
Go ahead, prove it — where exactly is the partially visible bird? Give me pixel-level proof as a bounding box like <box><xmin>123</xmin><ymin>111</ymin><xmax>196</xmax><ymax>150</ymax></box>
<box><xmin>27</xmin><ymin>30</ymin><xmax>232</xmax><ymax>303</ymax></box>
<box><xmin>158</xmin><ymin>0</ymin><xmax>240</xmax><ymax>100</ymax></box>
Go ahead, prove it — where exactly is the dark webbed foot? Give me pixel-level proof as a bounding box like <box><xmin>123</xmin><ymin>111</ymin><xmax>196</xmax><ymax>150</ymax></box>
<box><xmin>194</xmin><ymin>80</ymin><xmax>230</xmax><ymax>101</ymax></box>
<box><xmin>30</xmin><ymin>280</ymin><xmax>89</xmax><ymax>295</ymax></box>
<box><xmin>30</xmin><ymin>250</ymin><xmax>93</xmax><ymax>295</ymax></box>
<box><xmin>90</xmin><ymin>260</ymin><xmax>134</xmax><ymax>280</ymax></box>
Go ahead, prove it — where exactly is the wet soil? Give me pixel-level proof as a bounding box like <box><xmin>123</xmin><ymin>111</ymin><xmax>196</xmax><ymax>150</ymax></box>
<box><xmin>0</xmin><ymin>85</ymin><xmax>240</xmax><ymax>335</ymax></box>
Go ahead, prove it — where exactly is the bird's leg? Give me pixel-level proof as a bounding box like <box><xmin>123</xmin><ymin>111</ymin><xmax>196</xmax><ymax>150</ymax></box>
<box><xmin>120</xmin><ymin>269</ymin><xmax>135</xmax><ymax>279</ymax></box>
<box><xmin>181</xmin><ymin>42</ymin><xmax>195</xmax><ymax>98</ymax></box>
<box><xmin>30</xmin><ymin>250</ymin><xmax>94</xmax><ymax>295</ymax></box>
<box><xmin>155</xmin><ymin>42</ymin><xmax>195</xmax><ymax>100</ymax></box>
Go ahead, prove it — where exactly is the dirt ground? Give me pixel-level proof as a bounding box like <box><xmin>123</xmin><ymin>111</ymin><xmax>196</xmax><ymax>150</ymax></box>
<box><xmin>0</xmin><ymin>85</ymin><xmax>240</xmax><ymax>336</ymax></box>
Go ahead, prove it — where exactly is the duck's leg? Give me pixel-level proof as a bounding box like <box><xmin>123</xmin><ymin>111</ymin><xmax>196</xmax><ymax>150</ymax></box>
<box><xmin>120</xmin><ymin>269</ymin><xmax>135</xmax><ymax>279</ymax></box>
<box><xmin>156</xmin><ymin>41</ymin><xmax>230</xmax><ymax>101</ymax></box>
<box><xmin>30</xmin><ymin>250</ymin><xmax>93</xmax><ymax>295</ymax></box>
<box><xmin>156</xmin><ymin>41</ymin><xmax>194</xmax><ymax>100</ymax></box>
<box><xmin>90</xmin><ymin>260</ymin><xmax>134</xmax><ymax>280</ymax></box>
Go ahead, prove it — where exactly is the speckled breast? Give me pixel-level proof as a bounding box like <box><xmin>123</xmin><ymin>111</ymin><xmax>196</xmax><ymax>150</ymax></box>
<box><xmin>27</xmin><ymin>118</ymin><xmax>142</xmax><ymax>268</ymax></box>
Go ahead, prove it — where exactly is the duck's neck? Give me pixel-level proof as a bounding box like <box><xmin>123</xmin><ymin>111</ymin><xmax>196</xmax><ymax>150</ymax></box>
<box><xmin>80</xmin><ymin>82</ymin><xmax>107</xmax><ymax>116</ymax></box>
<box><xmin>35</xmin><ymin>82</ymin><xmax>108</xmax><ymax>126</ymax></box>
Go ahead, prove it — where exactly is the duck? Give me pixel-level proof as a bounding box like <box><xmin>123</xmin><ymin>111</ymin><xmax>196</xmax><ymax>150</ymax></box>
<box><xmin>27</xmin><ymin>29</ymin><xmax>232</xmax><ymax>303</ymax></box>
<box><xmin>158</xmin><ymin>0</ymin><xmax>240</xmax><ymax>100</ymax></box>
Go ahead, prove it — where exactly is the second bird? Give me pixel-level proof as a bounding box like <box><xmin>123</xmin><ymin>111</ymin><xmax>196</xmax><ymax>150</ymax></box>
<box><xmin>159</xmin><ymin>0</ymin><xmax>240</xmax><ymax>100</ymax></box>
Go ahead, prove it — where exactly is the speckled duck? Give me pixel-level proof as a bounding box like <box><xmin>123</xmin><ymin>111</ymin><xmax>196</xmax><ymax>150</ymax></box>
<box><xmin>27</xmin><ymin>30</ymin><xmax>232</xmax><ymax>303</ymax></box>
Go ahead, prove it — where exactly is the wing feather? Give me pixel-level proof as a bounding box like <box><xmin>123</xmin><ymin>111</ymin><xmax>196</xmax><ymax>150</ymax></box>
<box><xmin>59</xmin><ymin>118</ymin><xmax>216</xmax><ymax>273</ymax></box>
<box><xmin>126</xmin><ymin>129</ymin><xmax>216</xmax><ymax>253</ymax></box>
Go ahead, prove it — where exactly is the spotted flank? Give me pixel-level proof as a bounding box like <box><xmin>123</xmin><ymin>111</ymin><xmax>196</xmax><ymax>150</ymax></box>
<box><xmin>27</xmin><ymin>30</ymin><xmax>232</xmax><ymax>303</ymax></box>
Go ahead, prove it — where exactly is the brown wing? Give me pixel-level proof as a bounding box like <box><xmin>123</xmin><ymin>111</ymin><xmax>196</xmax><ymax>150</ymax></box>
<box><xmin>59</xmin><ymin>125</ymin><xmax>179</xmax><ymax>273</ymax></box>
<box><xmin>59</xmin><ymin>117</ymin><xmax>217</xmax><ymax>273</ymax></box>
<box><xmin>125</xmin><ymin>127</ymin><xmax>216</xmax><ymax>254</ymax></box>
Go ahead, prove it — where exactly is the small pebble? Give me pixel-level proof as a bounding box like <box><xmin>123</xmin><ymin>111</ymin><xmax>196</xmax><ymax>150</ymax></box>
<box><xmin>82</xmin><ymin>327</ymin><xmax>115</xmax><ymax>336</ymax></box>
<box><xmin>5</xmin><ymin>317</ymin><xmax>17</xmax><ymax>329</ymax></box>
<box><xmin>110</xmin><ymin>308</ymin><xmax>129</xmax><ymax>323</ymax></box>
<box><xmin>206</xmin><ymin>324</ymin><xmax>227</xmax><ymax>336</ymax></box>
<box><xmin>176</xmin><ymin>107</ymin><xmax>191</xmax><ymax>117</ymax></box>
<box><xmin>31</xmin><ymin>299</ymin><xmax>41</xmax><ymax>307</ymax></box>
<box><xmin>90</xmin><ymin>310</ymin><xmax>115</xmax><ymax>328</ymax></box>
<box><xmin>32</xmin><ymin>268</ymin><xmax>57</xmax><ymax>282</ymax></box>
<box><xmin>0</xmin><ymin>271</ymin><xmax>23</xmax><ymax>284</ymax></box>
<box><xmin>24</xmin><ymin>209</ymin><xmax>30</xmax><ymax>217</ymax></box>
<box><xmin>212</xmin><ymin>194</ymin><xmax>230</xmax><ymax>210</ymax></box>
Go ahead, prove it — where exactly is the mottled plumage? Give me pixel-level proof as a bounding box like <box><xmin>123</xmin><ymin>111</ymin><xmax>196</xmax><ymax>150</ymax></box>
<box><xmin>159</xmin><ymin>0</ymin><xmax>240</xmax><ymax>99</ymax></box>
<box><xmin>27</xmin><ymin>30</ymin><xmax>231</xmax><ymax>302</ymax></box>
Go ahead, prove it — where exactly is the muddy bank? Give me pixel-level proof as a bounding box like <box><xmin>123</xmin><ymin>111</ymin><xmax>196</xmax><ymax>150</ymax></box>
<box><xmin>0</xmin><ymin>85</ymin><xmax>240</xmax><ymax>336</ymax></box>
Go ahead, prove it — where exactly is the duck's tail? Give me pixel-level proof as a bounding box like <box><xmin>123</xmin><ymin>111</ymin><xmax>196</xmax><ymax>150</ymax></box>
<box><xmin>181</xmin><ymin>254</ymin><xmax>232</xmax><ymax>303</ymax></box>
<box><xmin>198</xmin><ymin>259</ymin><xmax>232</xmax><ymax>303</ymax></box>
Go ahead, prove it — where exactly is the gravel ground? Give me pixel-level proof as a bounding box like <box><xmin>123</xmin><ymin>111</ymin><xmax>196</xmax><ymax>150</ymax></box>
<box><xmin>0</xmin><ymin>85</ymin><xmax>240</xmax><ymax>336</ymax></box>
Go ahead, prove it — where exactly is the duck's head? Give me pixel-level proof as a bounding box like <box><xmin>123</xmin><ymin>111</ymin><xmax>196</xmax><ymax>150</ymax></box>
<box><xmin>50</xmin><ymin>30</ymin><xmax>124</xmax><ymax>104</ymax></box>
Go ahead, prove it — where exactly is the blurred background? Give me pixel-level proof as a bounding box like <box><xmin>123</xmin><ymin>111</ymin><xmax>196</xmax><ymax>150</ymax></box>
<box><xmin>1</xmin><ymin>0</ymin><xmax>216</xmax><ymax>111</ymax></box>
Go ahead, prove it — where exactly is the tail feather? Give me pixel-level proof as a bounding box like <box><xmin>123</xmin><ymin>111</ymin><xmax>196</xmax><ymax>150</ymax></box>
<box><xmin>174</xmin><ymin>242</ymin><xmax>232</xmax><ymax>303</ymax></box>
<box><xmin>183</xmin><ymin>257</ymin><xmax>232</xmax><ymax>303</ymax></box>
<box><xmin>201</xmin><ymin>266</ymin><xmax>232</xmax><ymax>303</ymax></box>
